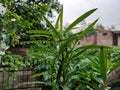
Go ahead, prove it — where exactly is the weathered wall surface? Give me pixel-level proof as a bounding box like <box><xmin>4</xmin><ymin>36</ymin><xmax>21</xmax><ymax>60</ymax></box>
<box><xmin>96</xmin><ymin>30</ymin><xmax>113</xmax><ymax>46</ymax></box>
<box><xmin>77</xmin><ymin>30</ymin><xmax>120</xmax><ymax>46</ymax></box>
<box><xmin>78</xmin><ymin>35</ymin><xmax>96</xmax><ymax>46</ymax></box>
<box><xmin>118</xmin><ymin>35</ymin><xmax>120</xmax><ymax>46</ymax></box>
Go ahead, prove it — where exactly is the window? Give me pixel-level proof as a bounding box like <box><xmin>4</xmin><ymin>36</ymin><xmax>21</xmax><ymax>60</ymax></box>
<box><xmin>103</xmin><ymin>33</ymin><xmax>107</xmax><ymax>35</ymax></box>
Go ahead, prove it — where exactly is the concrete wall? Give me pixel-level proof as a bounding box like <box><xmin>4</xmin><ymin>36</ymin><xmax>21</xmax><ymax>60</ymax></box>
<box><xmin>96</xmin><ymin>31</ymin><xmax>113</xmax><ymax>46</ymax></box>
<box><xmin>78</xmin><ymin>30</ymin><xmax>119</xmax><ymax>46</ymax></box>
<box><xmin>118</xmin><ymin>36</ymin><xmax>120</xmax><ymax>46</ymax></box>
<box><xmin>78</xmin><ymin>35</ymin><xmax>96</xmax><ymax>46</ymax></box>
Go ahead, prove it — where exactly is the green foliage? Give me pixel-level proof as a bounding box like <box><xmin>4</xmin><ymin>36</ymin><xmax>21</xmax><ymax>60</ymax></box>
<box><xmin>1</xmin><ymin>1</ymin><xmax>119</xmax><ymax>89</ymax></box>
<box><xmin>83</xmin><ymin>46</ymin><xmax>120</xmax><ymax>90</ymax></box>
<box><xmin>107</xmin><ymin>47</ymin><xmax>120</xmax><ymax>73</ymax></box>
<box><xmin>26</xmin><ymin>7</ymin><xmax>120</xmax><ymax>89</ymax></box>
<box><xmin>25</xmin><ymin>7</ymin><xmax>100</xmax><ymax>90</ymax></box>
<box><xmin>0</xmin><ymin>52</ymin><xmax>26</xmax><ymax>70</ymax></box>
<box><xmin>86</xmin><ymin>28</ymin><xmax>97</xmax><ymax>36</ymax></box>
<box><xmin>95</xmin><ymin>24</ymin><xmax>105</xmax><ymax>30</ymax></box>
<box><xmin>0</xmin><ymin>0</ymin><xmax>61</xmax><ymax>47</ymax></box>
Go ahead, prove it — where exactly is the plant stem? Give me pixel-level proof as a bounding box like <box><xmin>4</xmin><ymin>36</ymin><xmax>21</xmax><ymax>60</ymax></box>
<box><xmin>56</xmin><ymin>53</ymin><xmax>64</xmax><ymax>89</ymax></box>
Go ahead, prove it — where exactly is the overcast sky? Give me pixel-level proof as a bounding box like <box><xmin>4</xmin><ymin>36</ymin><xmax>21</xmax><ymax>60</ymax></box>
<box><xmin>0</xmin><ymin>1</ymin><xmax>120</xmax><ymax>29</ymax></box>
<box><xmin>59</xmin><ymin>0</ymin><xmax>120</xmax><ymax>30</ymax></box>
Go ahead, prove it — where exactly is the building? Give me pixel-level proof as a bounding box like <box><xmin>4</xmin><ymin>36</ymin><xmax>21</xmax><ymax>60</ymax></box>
<box><xmin>78</xmin><ymin>30</ymin><xmax>120</xmax><ymax>46</ymax></box>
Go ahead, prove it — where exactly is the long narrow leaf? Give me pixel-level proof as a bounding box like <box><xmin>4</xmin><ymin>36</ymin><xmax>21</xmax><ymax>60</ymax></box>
<box><xmin>20</xmin><ymin>40</ymin><xmax>51</xmax><ymax>45</ymax></box>
<box><xmin>60</xmin><ymin>5</ymin><xmax>63</xmax><ymax>32</ymax></box>
<box><xmin>71</xmin><ymin>45</ymin><xmax>110</xmax><ymax>60</ymax></box>
<box><xmin>64</xmin><ymin>8</ymin><xmax>97</xmax><ymax>34</ymax></box>
<box><xmin>99</xmin><ymin>47</ymin><xmax>108</xmax><ymax>85</ymax></box>
<box><xmin>16</xmin><ymin>81</ymin><xmax>45</xmax><ymax>88</ymax></box>
<box><xmin>29</xmin><ymin>35</ymin><xmax>51</xmax><ymax>38</ymax></box>
<box><xmin>75</xmin><ymin>19</ymin><xmax>99</xmax><ymax>40</ymax></box>
<box><xmin>27</xmin><ymin>30</ymin><xmax>52</xmax><ymax>35</ymax></box>
<box><xmin>42</xmin><ymin>15</ymin><xmax>59</xmax><ymax>38</ymax></box>
<box><xmin>55</xmin><ymin>11</ymin><xmax>61</xmax><ymax>29</ymax></box>
<box><xmin>74</xmin><ymin>45</ymin><xmax>110</xmax><ymax>52</ymax></box>
<box><xmin>59</xmin><ymin>19</ymin><xmax>98</xmax><ymax>54</ymax></box>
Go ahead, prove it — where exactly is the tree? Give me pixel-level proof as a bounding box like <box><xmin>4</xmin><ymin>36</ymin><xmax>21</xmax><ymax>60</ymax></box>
<box><xmin>86</xmin><ymin>23</ymin><xmax>105</xmax><ymax>36</ymax></box>
<box><xmin>107</xmin><ymin>25</ymin><xmax>116</xmax><ymax>30</ymax></box>
<box><xmin>95</xmin><ymin>23</ymin><xmax>105</xmax><ymax>30</ymax></box>
<box><xmin>0</xmin><ymin>0</ymin><xmax>61</xmax><ymax>47</ymax></box>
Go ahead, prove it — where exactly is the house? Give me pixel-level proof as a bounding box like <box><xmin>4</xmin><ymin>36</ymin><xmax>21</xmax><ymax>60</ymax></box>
<box><xmin>78</xmin><ymin>30</ymin><xmax>120</xmax><ymax>46</ymax></box>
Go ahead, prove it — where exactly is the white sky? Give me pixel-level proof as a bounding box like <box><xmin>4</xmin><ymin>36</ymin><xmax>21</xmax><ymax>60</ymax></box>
<box><xmin>59</xmin><ymin>0</ymin><xmax>120</xmax><ymax>30</ymax></box>
<box><xmin>0</xmin><ymin>1</ymin><xmax>120</xmax><ymax>29</ymax></box>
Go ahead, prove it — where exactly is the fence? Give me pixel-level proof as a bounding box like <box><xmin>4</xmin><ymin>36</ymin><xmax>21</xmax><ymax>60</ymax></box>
<box><xmin>0</xmin><ymin>56</ymin><xmax>47</xmax><ymax>90</ymax></box>
<box><xmin>0</xmin><ymin>47</ymin><xmax>53</xmax><ymax>90</ymax></box>
<box><xmin>0</xmin><ymin>65</ymin><xmax>42</xmax><ymax>90</ymax></box>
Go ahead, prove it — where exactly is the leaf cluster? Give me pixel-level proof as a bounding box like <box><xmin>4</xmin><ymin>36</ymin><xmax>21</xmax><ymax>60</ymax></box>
<box><xmin>25</xmin><ymin>6</ymin><xmax>101</xmax><ymax>90</ymax></box>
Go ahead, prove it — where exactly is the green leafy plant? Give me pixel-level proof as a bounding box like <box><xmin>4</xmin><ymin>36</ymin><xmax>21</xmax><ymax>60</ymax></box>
<box><xmin>15</xmin><ymin>5</ymin><xmax>120</xmax><ymax>90</ymax></box>
<box><xmin>83</xmin><ymin>47</ymin><xmax>120</xmax><ymax>90</ymax></box>
<box><xmin>24</xmin><ymin>6</ymin><xmax>101</xmax><ymax>90</ymax></box>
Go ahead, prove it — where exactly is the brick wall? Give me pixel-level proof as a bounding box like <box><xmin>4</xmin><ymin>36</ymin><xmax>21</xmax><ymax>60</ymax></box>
<box><xmin>96</xmin><ymin>30</ymin><xmax>113</xmax><ymax>46</ymax></box>
<box><xmin>78</xmin><ymin>30</ymin><xmax>117</xmax><ymax>46</ymax></box>
<box><xmin>78</xmin><ymin>35</ymin><xmax>96</xmax><ymax>46</ymax></box>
